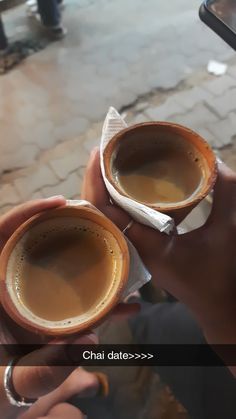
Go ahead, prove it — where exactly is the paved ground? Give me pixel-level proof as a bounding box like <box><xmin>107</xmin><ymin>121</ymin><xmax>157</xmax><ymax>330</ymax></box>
<box><xmin>1</xmin><ymin>0</ymin><xmax>236</xmax><ymax>215</ymax></box>
<box><xmin>1</xmin><ymin>1</ymin><xmax>236</xmax><ymax>418</ymax></box>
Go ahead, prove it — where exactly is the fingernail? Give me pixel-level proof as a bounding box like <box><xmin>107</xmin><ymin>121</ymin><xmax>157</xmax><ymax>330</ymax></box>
<box><xmin>93</xmin><ymin>372</ymin><xmax>109</xmax><ymax>397</ymax></box>
<box><xmin>45</xmin><ymin>195</ymin><xmax>65</xmax><ymax>201</ymax></box>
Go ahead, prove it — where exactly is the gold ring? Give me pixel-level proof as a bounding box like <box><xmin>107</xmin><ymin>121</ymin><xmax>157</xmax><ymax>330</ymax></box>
<box><xmin>122</xmin><ymin>220</ymin><xmax>134</xmax><ymax>234</ymax></box>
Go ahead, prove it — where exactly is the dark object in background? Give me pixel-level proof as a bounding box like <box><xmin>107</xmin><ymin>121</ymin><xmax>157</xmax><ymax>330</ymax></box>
<box><xmin>130</xmin><ymin>302</ymin><xmax>236</xmax><ymax>419</ymax></box>
<box><xmin>0</xmin><ymin>16</ymin><xmax>7</xmax><ymax>50</ymax></box>
<box><xmin>37</xmin><ymin>0</ymin><xmax>67</xmax><ymax>39</ymax></box>
<box><xmin>0</xmin><ymin>39</ymin><xmax>47</xmax><ymax>75</ymax></box>
<box><xmin>37</xmin><ymin>0</ymin><xmax>61</xmax><ymax>28</ymax></box>
<box><xmin>199</xmin><ymin>0</ymin><xmax>236</xmax><ymax>51</ymax></box>
<box><xmin>0</xmin><ymin>0</ymin><xmax>66</xmax><ymax>74</ymax></box>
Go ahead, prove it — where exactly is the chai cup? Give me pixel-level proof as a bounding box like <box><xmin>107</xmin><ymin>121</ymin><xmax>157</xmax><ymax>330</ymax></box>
<box><xmin>0</xmin><ymin>206</ymin><xmax>129</xmax><ymax>336</ymax></box>
<box><xmin>103</xmin><ymin>122</ymin><xmax>217</xmax><ymax>223</ymax></box>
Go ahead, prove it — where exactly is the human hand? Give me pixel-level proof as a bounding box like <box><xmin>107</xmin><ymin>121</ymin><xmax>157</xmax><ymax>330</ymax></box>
<box><xmin>0</xmin><ymin>197</ymin><xmax>99</xmax><ymax>418</ymax></box>
<box><xmin>0</xmin><ymin>196</ymin><xmax>67</xmax><ymax>349</ymax></box>
<box><xmin>82</xmin><ymin>148</ymin><xmax>236</xmax><ymax>349</ymax></box>
<box><xmin>19</xmin><ymin>367</ymin><xmax>100</xmax><ymax>419</ymax></box>
<box><xmin>21</xmin><ymin>402</ymin><xmax>84</xmax><ymax>419</ymax></box>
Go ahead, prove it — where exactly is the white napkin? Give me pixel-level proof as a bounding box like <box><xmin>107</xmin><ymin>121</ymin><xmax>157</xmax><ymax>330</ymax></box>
<box><xmin>66</xmin><ymin>200</ymin><xmax>151</xmax><ymax>298</ymax></box>
<box><xmin>100</xmin><ymin>107</ymin><xmax>175</xmax><ymax>234</ymax></box>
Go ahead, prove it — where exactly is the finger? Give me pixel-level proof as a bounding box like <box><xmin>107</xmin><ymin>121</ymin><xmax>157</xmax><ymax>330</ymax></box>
<box><xmin>20</xmin><ymin>369</ymin><xmax>99</xmax><ymax>419</ymax></box>
<box><xmin>47</xmin><ymin>403</ymin><xmax>84</xmax><ymax>419</ymax></box>
<box><xmin>127</xmin><ymin>219</ymin><xmax>167</xmax><ymax>253</ymax></box>
<box><xmin>0</xmin><ymin>304</ymin><xmax>46</xmax><ymax>346</ymax></box>
<box><xmin>0</xmin><ymin>196</ymin><xmax>66</xmax><ymax>250</ymax></box>
<box><xmin>82</xmin><ymin>149</ymin><xmax>168</xmax><ymax>252</ymax></box>
<box><xmin>207</xmin><ymin>162</ymin><xmax>236</xmax><ymax>225</ymax></box>
<box><xmin>81</xmin><ymin>148</ymin><xmax>130</xmax><ymax>229</ymax></box>
<box><xmin>22</xmin><ymin>403</ymin><xmax>84</xmax><ymax>419</ymax></box>
<box><xmin>13</xmin><ymin>334</ymin><xmax>97</xmax><ymax>399</ymax></box>
<box><xmin>102</xmin><ymin>205</ymin><xmax>131</xmax><ymax>231</ymax></box>
<box><xmin>60</xmin><ymin>368</ymin><xmax>99</xmax><ymax>398</ymax></box>
<box><xmin>81</xmin><ymin>147</ymin><xmax>110</xmax><ymax>207</ymax></box>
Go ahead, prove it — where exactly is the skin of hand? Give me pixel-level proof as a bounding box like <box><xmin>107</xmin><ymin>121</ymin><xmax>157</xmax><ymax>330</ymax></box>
<box><xmin>22</xmin><ymin>402</ymin><xmax>84</xmax><ymax>419</ymax></box>
<box><xmin>82</xmin><ymin>148</ymin><xmax>236</xmax><ymax>352</ymax></box>
<box><xmin>0</xmin><ymin>196</ymin><xmax>138</xmax><ymax>418</ymax></box>
<box><xmin>0</xmin><ymin>197</ymin><xmax>99</xmax><ymax>419</ymax></box>
<box><xmin>19</xmin><ymin>368</ymin><xmax>98</xmax><ymax>419</ymax></box>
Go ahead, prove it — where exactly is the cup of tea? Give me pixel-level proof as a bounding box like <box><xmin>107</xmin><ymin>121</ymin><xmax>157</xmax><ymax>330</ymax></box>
<box><xmin>0</xmin><ymin>206</ymin><xmax>129</xmax><ymax>336</ymax></box>
<box><xmin>103</xmin><ymin>122</ymin><xmax>217</xmax><ymax>222</ymax></box>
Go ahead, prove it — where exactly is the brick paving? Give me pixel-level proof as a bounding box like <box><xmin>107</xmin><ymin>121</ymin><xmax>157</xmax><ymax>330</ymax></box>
<box><xmin>1</xmin><ymin>66</ymin><xmax>236</xmax><ymax>214</ymax></box>
<box><xmin>0</xmin><ymin>1</ymin><xmax>235</xmax><ymax>212</ymax></box>
<box><xmin>0</xmin><ymin>0</ymin><xmax>235</xmax><ymax>176</ymax></box>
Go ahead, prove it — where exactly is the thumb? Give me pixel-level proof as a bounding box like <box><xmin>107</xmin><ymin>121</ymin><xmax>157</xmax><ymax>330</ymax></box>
<box><xmin>43</xmin><ymin>403</ymin><xmax>84</xmax><ymax>419</ymax></box>
<box><xmin>0</xmin><ymin>197</ymin><xmax>66</xmax><ymax>251</ymax></box>
<box><xmin>12</xmin><ymin>334</ymin><xmax>97</xmax><ymax>399</ymax></box>
<box><xmin>207</xmin><ymin>162</ymin><xmax>236</xmax><ymax>227</ymax></box>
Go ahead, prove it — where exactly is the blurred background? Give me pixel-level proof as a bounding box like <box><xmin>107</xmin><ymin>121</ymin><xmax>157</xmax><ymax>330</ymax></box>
<box><xmin>1</xmin><ymin>0</ymin><xmax>236</xmax><ymax>417</ymax></box>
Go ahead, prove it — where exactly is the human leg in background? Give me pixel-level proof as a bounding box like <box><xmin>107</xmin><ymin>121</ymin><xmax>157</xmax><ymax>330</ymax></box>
<box><xmin>37</xmin><ymin>0</ymin><xmax>67</xmax><ymax>38</ymax></box>
<box><xmin>0</xmin><ymin>16</ymin><xmax>8</xmax><ymax>52</ymax></box>
<box><xmin>129</xmin><ymin>302</ymin><xmax>236</xmax><ymax>419</ymax></box>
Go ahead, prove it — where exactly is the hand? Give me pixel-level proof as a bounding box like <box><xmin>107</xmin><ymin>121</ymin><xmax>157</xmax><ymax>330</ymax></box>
<box><xmin>21</xmin><ymin>402</ymin><xmax>84</xmax><ymax>419</ymax></box>
<box><xmin>19</xmin><ymin>368</ymin><xmax>99</xmax><ymax>419</ymax></box>
<box><xmin>0</xmin><ymin>197</ymin><xmax>98</xmax><ymax>418</ymax></box>
<box><xmin>82</xmin><ymin>149</ymin><xmax>236</xmax><ymax>349</ymax></box>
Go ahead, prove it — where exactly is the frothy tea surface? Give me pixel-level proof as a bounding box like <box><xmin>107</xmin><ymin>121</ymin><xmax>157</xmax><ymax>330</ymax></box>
<box><xmin>10</xmin><ymin>217</ymin><xmax>121</xmax><ymax>323</ymax></box>
<box><xmin>113</xmin><ymin>136</ymin><xmax>204</xmax><ymax>204</ymax></box>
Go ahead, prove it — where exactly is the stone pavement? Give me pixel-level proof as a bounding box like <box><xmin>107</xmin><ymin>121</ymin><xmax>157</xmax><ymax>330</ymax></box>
<box><xmin>129</xmin><ymin>65</ymin><xmax>236</xmax><ymax>157</ymax></box>
<box><xmin>1</xmin><ymin>0</ymin><xmax>236</xmax><ymax>213</ymax></box>
<box><xmin>1</xmin><ymin>64</ymin><xmax>236</xmax><ymax>214</ymax></box>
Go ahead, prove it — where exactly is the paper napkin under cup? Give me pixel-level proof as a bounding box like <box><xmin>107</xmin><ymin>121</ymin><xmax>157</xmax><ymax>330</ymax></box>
<box><xmin>100</xmin><ymin>107</ymin><xmax>175</xmax><ymax>235</ymax></box>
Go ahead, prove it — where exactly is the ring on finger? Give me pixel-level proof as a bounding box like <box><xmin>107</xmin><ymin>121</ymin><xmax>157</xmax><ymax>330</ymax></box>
<box><xmin>122</xmin><ymin>220</ymin><xmax>134</xmax><ymax>235</ymax></box>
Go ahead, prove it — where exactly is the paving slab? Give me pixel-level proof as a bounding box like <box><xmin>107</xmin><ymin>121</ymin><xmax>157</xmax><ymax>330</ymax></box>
<box><xmin>1</xmin><ymin>0</ymin><xmax>234</xmax><ymax>173</ymax></box>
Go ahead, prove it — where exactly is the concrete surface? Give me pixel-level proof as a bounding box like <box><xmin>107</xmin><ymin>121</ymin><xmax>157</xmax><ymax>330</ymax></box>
<box><xmin>0</xmin><ymin>0</ymin><xmax>235</xmax><ymax>212</ymax></box>
<box><xmin>1</xmin><ymin>1</ymin><xmax>236</xmax><ymax>418</ymax></box>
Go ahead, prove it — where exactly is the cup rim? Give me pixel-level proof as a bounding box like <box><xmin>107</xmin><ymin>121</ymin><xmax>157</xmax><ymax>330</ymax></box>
<box><xmin>103</xmin><ymin>121</ymin><xmax>217</xmax><ymax>212</ymax></box>
<box><xmin>0</xmin><ymin>205</ymin><xmax>130</xmax><ymax>336</ymax></box>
